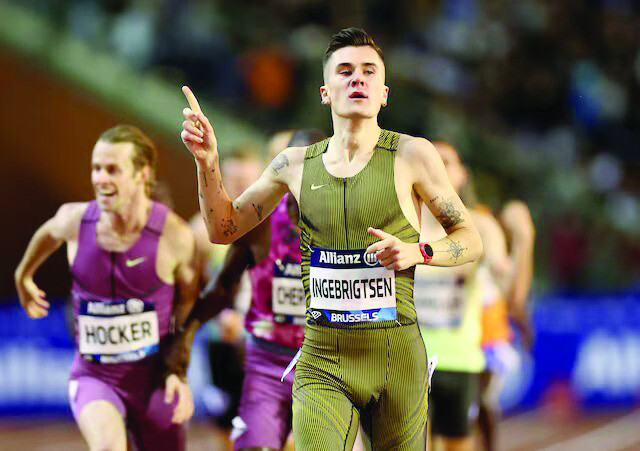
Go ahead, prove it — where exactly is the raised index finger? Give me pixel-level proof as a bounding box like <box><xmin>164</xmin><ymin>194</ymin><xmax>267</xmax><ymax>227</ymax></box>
<box><xmin>182</xmin><ymin>86</ymin><xmax>202</xmax><ymax>114</ymax></box>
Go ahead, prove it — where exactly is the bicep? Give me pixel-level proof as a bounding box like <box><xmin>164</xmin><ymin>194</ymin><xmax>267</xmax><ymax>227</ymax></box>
<box><xmin>411</xmin><ymin>145</ymin><xmax>472</xmax><ymax>232</ymax></box>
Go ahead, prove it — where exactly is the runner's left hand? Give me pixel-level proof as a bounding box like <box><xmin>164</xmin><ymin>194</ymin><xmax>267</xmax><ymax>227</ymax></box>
<box><xmin>366</xmin><ymin>227</ymin><xmax>422</xmax><ymax>271</ymax></box>
<box><xmin>165</xmin><ymin>373</ymin><xmax>194</xmax><ymax>424</ymax></box>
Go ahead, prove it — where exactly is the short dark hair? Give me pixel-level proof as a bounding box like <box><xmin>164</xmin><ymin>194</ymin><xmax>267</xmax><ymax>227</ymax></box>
<box><xmin>323</xmin><ymin>28</ymin><xmax>384</xmax><ymax>67</ymax></box>
<box><xmin>288</xmin><ymin>129</ymin><xmax>328</xmax><ymax>147</ymax></box>
<box><xmin>98</xmin><ymin>125</ymin><xmax>157</xmax><ymax>196</ymax></box>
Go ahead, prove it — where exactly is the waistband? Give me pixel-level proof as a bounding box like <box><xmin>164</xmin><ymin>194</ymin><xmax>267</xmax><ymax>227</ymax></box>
<box><xmin>248</xmin><ymin>334</ymin><xmax>300</xmax><ymax>357</ymax></box>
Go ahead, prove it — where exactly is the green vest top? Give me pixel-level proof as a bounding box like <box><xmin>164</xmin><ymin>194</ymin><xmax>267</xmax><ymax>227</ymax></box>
<box><xmin>299</xmin><ymin>129</ymin><xmax>419</xmax><ymax>329</ymax></box>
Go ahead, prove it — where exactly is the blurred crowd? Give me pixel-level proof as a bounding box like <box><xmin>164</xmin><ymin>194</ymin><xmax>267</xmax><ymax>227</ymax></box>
<box><xmin>13</xmin><ymin>0</ymin><xmax>640</xmax><ymax>293</ymax></box>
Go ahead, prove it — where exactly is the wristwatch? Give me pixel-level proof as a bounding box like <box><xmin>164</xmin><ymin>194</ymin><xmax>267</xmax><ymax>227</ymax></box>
<box><xmin>419</xmin><ymin>242</ymin><xmax>433</xmax><ymax>264</ymax></box>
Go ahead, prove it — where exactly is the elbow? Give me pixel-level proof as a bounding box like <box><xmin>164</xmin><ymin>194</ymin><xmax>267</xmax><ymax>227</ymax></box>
<box><xmin>470</xmin><ymin>231</ymin><xmax>484</xmax><ymax>263</ymax></box>
<box><xmin>206</xmin><ymin>227</ymin><xmax>232</xmax><ymax>245</ymax></box>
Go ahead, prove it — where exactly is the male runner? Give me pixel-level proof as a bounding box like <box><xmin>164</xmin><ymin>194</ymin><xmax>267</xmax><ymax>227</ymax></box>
<box><xmin>166</xmin><ymin>129</ymin><xmax>326</xmax><ymax>451</ymax></box>
<box><xmin>417</xmin><ymin>142</ymin><xmax>513</xmax><ymax>451</ymax></box>
<box><xmin>180</xmin><ymin>29</ymin><xmax>483</xmax><ymax>450</ymax></box>
<box><xmin>14</xmin><ymin>125</ymin><xmax>198</xmax><ymax>451</ymax></box>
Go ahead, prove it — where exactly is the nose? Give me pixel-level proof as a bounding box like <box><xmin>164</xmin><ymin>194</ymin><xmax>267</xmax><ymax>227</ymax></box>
<box><xmin>92</xmin><ymin>169</ymin><xmax>110</xmax><ymax>185</ymax></box>
<box><xmin>350</xmin><ymin>75</ymin><xmax>364</xmax><ymax>87</ymax></box>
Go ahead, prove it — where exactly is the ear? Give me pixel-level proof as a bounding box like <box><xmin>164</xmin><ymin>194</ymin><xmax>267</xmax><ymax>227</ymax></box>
<box><xmin>382</xmin><ymin>85</ymin><xmax>389</xmax><ymax>107</ymax></box>
<box><xmin>139</xmin><ymin>166</ymin><xmax>151</xmax><ymax>185</ymax></box>
<box><xmin>320</xmin><ymin>85</ymin><xmax>331</xmax><ymax>105</ymax></box>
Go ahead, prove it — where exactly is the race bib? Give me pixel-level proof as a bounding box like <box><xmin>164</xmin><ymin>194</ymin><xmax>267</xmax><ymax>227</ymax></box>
<box><xmin>272</xmin><ymin>259</ymin><xmax>306</xmax><ymax>325</ymax></box>
<box><xmin>413</xmin><ymin>276</ymin><xmax>465</xmax><ymax>328</ymax></box>
<box><xmin>309</xmin><ymin>248</ymin><xmax>396</xmax><ymax>324</ymax></box>
<box><xmin>78</xmin><ymin>299</ymin><xmax>160</xmax><ymax>364</ymax></box>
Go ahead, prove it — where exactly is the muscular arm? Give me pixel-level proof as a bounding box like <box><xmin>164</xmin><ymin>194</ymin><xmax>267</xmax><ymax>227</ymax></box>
<box><xmin>410</xmin><ymin>139</ymin><xmax>483</xmax><ymax>266</ymax></box>
<box><xmin>14</xmin><ymin>203</ymin><xmax>86</xmax><ymax>318</ymax></box>
<box><xmin>163</xmin><ymin>221</ymin><xmax>269</xmax><ymax>379</ymax></box>
<box><xmin>164</xmin><ymin>213</ymin><xmax>200</xmax><ymax>328</ymax></box>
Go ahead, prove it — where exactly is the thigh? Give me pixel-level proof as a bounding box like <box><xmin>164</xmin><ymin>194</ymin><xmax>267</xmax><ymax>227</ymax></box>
<box><xmin>128</xmin><ymin>384</ymin><xmax>186</xmax><ymax>451</ymax></box>
<box><xmin>234</xmin><ymin>367</ymin><xmax>294</xmax><ymax>449</ymax></box>
<box><xmin>292</xmin><ymin>358</ymin><xmax>360</xmax><ymax>451</ymax></box>
<box><xmin>429</xmin><ymin>371</ymin><xmax>478</xmax><ymax>438</ymax></box>
<box><xmin>367</xmin><ymin>326</ymin><xmax>429</xmax><ymax>450</ymax></box>
<box><xmin>70</xmin><ymin>377</ymin><xmax>128</xmax><ymax>451</ymax></box>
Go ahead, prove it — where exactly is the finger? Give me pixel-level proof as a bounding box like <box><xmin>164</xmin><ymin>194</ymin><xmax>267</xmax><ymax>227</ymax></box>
<box><xmin>366</xmin><ymin>238</ymin><xmax>393</xmax><ymax>255</ymax></box>
<box><xmin>197</xmin><ymin>112</ymin><xmax>214</xmax><ymax>135</ymax></box>
<box><xmin>182</xmin><ymin>121</ymin><xmax>204</xmax><ymax>137</ymax></box>
<box><xmin>375</xmin><ymin>247</ymin><xmax>398</xmax><ymax>261</ymax></box>
<box><xmin>182</xmin><ymin>86</ymin><xmax>202</xmax><ymax>114</ymax></box>
<box><xmin>27</xmin><ymin>304</ymin><xmax>48</xmax><ymax>318</ymax></box>
<box><xmin>367</xmin><ymin>227</ymin><xmax>392</xmax><ymax>241</ymax></box>
<box><xmin>181</xmin><ymin>130</ymin><xmax>203</xmax><ymax>144</ymax></box>
<box><xmin>165</xmin><ymin>380</ymin><xmax>176</xmax><ymax>404</ymax></box>
<box><xmin>33</xmin><ymin>297</ymin><xmax>50</xmax><ymax>309</ymax></box>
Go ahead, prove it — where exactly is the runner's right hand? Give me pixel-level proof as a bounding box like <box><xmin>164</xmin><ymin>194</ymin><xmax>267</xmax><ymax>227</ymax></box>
<box><xmin>180</xmin><ymin>86</ymin><xmax>218</xmax><ymax>166</ymax></box>
<box><xmin>16</xmin><ymin>276</ymin><xmax>50</xmax><ymax>319</ymax></box>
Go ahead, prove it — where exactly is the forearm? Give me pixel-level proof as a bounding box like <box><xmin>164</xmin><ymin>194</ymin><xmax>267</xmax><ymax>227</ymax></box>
<box><xmin>15</xmin><ymin>225</ymin><xmax>63</xmax><ymax>281</ymax></box>
<box><xmin>428</xmin><ymin>226</ymin><xmax>483</xmax><ymax>267</ymax></box>
<box><xmin>507</xmin><ymin>239</ymin><xmax>534</xmax><ymax>311</ymax></box>
<box><xmin>195</xmin><ymin>158</ymin><xmax>237</xmax><ymax>244</ymax></box>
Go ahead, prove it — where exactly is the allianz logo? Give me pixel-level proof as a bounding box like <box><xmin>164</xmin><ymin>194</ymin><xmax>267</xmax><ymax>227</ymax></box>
<box><xmin>572</xmin><ymin>330</ymin><xmax>640</xmax><ymax>396</ymax></box>
<box><xmin>87</xmin><ymin>299</ymin><xmax>144</xmax><ymax>315</ymax></box>
<box><xmin>318</xmin><ymin>250</ymin><xmax>378</xmax><ymax>267</ymax></box>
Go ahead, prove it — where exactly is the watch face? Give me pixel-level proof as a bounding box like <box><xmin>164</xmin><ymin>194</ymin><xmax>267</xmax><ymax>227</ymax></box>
<box><xmin>423</xmin><ymin>243</ymin><xmax>434</xmax><ymax>257</ymax></box>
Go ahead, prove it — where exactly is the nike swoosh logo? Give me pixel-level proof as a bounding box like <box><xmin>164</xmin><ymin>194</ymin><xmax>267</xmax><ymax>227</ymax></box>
<box><xmin>125</xmin><ymin>257</ymin><xmax>146</xmax><ymax>268</ymax></box>
<box><xmin>311</xmin><ymin>184</ymin><xmax>326</xmax><ymax>190</ymax></box>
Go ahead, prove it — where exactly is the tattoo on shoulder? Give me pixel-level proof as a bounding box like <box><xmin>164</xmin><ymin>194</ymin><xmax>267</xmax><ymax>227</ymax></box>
<box><xmin>222</xmin><ymin>218</ymin><xmax>238</xmax><ymax>237</ymax></box>
<box><xmin>252</xmin><ymin>203</ymin><xmax>264</xmax><ymax>221</ymax></box>
<box><xmin>270</xmin><ymin>154</ymin><xmax>289</xmax><ymax>175</ymax></box>
<box><xmin>432</xmin><ymin>197</ymin><xmax>464</xmax><ymax>229</ymax></box>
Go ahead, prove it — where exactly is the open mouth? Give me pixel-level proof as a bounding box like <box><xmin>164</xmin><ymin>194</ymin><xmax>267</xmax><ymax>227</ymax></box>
<box><xmin>349</xmin><ymin>91</ymin><xmax>367</xmax><ymax>99</ymax></box>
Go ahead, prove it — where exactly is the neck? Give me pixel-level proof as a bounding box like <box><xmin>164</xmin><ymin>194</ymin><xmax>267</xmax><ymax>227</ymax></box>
<box><xmin>330</xmin><ymin>113</ymin><xmax>380</xmax><ymax>161</ymax></box>
<box><xmin>104</xmin><ymin>194</ymin><xmax>151</xmax><ymax>235</ymax></box>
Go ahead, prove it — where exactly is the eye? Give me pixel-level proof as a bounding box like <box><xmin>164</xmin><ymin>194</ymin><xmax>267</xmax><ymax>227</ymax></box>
<box><xmin>339</xmin><ymin>70</ymin><xmax>351</xmax><ymax>76</ymax></box>
<box><xmin>365</xmin><ymin>70</ymin><xmax>374</xmax><ymax>75</ymax></box>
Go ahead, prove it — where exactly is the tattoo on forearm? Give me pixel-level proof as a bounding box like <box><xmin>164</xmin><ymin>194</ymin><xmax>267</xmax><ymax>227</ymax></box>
<box><xmin>434</xmin><ymin>238</ymin><xmax>466</xmax><ymax>262</ymax></box>
<box><xmin>252</xmin><ymin>203</ymin><xmax>264</xmax><ymax>221</ymax></box>
<box><xmin>271</xmin><ymin>154</ymin><xmax>289</xmax><ymax>175</ymax></box>
<box><xmin>198</xmin><ymin>190</ymin><xmax>204</xmax><ymax>199</ymax></box>
<box><xmin>222</xmin><ymin>218</ymin><xmax>238</xmax><ymax>237</ymax></box>
<box><xmin>431</xmin><ymin>197</ymin><xmax>464</xmax><ymax>229</ymax></box>
<box><xmin>201</xmin><ymin>171</ymin><xmax>208</xmax><ymax>188</ymax></box>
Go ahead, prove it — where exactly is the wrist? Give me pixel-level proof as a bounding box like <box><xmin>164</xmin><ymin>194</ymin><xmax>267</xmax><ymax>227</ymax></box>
<box><xmin>418</xmin><ymin>242</ymin><xmax>433</xmax><ymax>265</ymax></box>
<box><xmin>195</xmin><ymin>153</ymin><xmax>217</xmax><ymax>170</ymax></box>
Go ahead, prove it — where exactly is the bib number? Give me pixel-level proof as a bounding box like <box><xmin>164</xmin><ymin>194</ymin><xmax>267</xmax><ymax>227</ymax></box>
<box><xmin>272</xmin><ymin>260</ymin><xmax>305</xmax><ymax>324</ymax></box>
<box><xmin>78</xmin><ymin>299</ymin><xmax>160</xmax><ymax>364</ymax></box>
<box><xmin>414</xmin><ymin>277</ymin><xmax>465</xmax><ymax>328</ymax></box>
<box><xmin>308</xmin><ymin>248</ymin><xmax>396</xmax><ymax>324</ymax></box>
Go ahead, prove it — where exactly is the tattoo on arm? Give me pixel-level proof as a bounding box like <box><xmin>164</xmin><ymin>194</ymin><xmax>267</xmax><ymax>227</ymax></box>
<box><xmin>431</xmin><ymin>197</ymin><xmax>464</xmax><ymax>229</ymax></box>
<box><xmin>222</xmin><ymin>218</ymin><xmax>238</xmax><ymax>237</ymax></box>
<box><xmin>252</xmin><ymin>203</ymin><xmax>264</xmax><ymax>221</ymax></box>
<box><xmin>198</xmin><ymin>190</ymin><xmax>204</xmax><ymax>199</ymax></box>
<box><xmin>435</xmin><ymin>238</ymin><xmax>467</xmax><ymax>263</ymax></box>
<box><xmin>201</xmin><ymin>171</ymin><xmax>208</xmax><ymax>188</ymax></box>
<box><xmin>270</xmin><ymin>154</ymin><xmax>289</xmax><ymax>175</ymax></box>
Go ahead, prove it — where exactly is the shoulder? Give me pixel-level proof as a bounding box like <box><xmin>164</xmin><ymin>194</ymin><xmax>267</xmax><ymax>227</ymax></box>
<box><xmin>396</xmin><ymin>134</ymin><xmax>440</xmax><ymax>165</ymax></box>
<box><xmin>50</xmin><ymin>202</ymin><xmax>89</xmax><ymax>240</ymax></box>
<box><xmin>268</xmin><ymin>146</ymin><xmax>307</xmax><ymax>182</ymax></box>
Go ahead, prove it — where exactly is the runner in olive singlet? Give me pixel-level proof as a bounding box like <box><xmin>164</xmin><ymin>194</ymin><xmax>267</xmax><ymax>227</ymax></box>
<box><xmin>180</xmin><ymin>28</ymin><xmax>483</xmax><ymax>450</ymax></box>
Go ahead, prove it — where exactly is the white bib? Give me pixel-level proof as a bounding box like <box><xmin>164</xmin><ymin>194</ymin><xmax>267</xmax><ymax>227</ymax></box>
<box><xmin>308</xmin><ymin>248</ymin><xmax>396</xmax><ymax>324</ymax></box>
<box><xmin>272</xmin><ymin>260</ymin><xmax>306</xmax><ymax>323</ymax></box>
<box><xmin>413</xmin><ymin>275</ymin><xmax>465</xmax><ymax>328</ymax></box>
<box><xmin>78</xmin><ymin>299</ymin><xmax>160</xmax><ymax>363</ymax></box>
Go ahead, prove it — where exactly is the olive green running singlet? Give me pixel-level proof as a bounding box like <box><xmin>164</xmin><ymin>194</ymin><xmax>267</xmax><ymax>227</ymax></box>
<box><xmin>292</xmin><ymin>130</ymin><xmax>429</xmax><ymax>450</ymax></box>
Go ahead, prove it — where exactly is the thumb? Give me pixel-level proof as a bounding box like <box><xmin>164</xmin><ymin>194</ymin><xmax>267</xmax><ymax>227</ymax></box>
<box><xmin>368</xmin><ymin>227</ymin><xmax>391</xmax><ymax>240</ymax></box>
<box><xmin>165</xmin><ymin>378</ymin><xmax>177</xmax><ymax>404</ymax></box>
